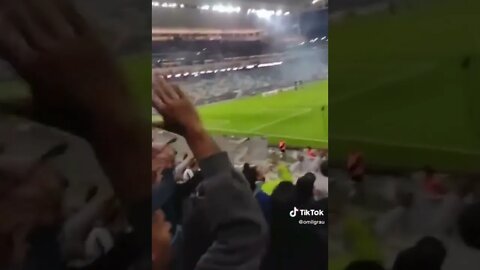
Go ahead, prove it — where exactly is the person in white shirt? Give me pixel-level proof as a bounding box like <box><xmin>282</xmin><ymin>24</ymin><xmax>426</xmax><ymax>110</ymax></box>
<box><xmin>290</xmin><ymin>154</ymin><xmax>308</xmax><ymax>176</ymax></box>
<box><xmin>313</xmin><ymin>160</ymin><xmax>328</xmax><ymax>200</ymax></box>
<box><xmin>374</xmin><ymin>190</ymin><xmax>414</xmax><ymax>238</ymax></box>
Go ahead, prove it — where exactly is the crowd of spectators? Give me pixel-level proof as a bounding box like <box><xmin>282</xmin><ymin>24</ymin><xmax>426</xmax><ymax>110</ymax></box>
<box><xmin>151</xmin><ymin>75</ymin><xmax>329</xmax><ymax>270</ymax></box>
<box><xmin>152</xmin><ymin>57</ymin><xmax>327</xmax><ymax>106</ymax></box>
<box><xmin>172</xmin><ymin>69</ymin><xmax>282</xmax><ymax>105</ymax></box>
<box><xmin>0</xmin><ymin>117</ymin><xmax>145</xmax><ymax>270</ymax></box>
<box><xmin>0</xmin><ymin>0</ymin><xmax>153</xmax><ymax>268</ymax></box>
<box><xmin>330</xmin><ymin>153</ymin><xmax>480</xmax><ymax>270</ymax></box>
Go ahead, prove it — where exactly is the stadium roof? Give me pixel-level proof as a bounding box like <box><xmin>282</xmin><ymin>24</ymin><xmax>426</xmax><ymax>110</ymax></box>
<box><xmin>152</xmin><ymin>0</ymin><xmax>327</xmax><ymax>29</ymax></box>
<box><xmin>153</xmin><ymin>0</ymin><xmax>327</xmax><ymax>15</ymax></box>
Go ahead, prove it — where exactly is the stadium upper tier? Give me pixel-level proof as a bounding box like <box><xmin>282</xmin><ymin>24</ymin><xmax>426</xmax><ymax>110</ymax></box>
<box><xmin>152</xmin><ymin>44</ymin><xmax>327</xmax><ymax>75</ymax></box>
<box><xmin>151</xmin><ymin>30</ymin><xmax>311</xmax><ymax>64</ymax></box>
<box><xmin>152</xmin><ymin>47</ymin><xmax>328</xmax><ymax>106</ymax></box>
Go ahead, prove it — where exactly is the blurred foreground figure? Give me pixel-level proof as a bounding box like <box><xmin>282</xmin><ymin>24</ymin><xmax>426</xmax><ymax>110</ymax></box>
<box><xmin>393</xmin><ymin>237</ymin><xmax>446</xmax><ymax>270</ymax></box>
<box><xmin>0</xmin><ymin>0</ymin><xmax>150</xmax><ymax>268</ymax></box>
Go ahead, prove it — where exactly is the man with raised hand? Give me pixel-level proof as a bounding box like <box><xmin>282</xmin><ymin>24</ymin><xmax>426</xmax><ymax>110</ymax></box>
<box><xmin>152</xmin><ymin>74</ymin><xmax>268</xmax><ymax>270</ymax></box>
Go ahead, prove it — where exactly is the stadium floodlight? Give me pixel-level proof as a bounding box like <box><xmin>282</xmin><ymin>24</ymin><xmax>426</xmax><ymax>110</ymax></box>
<box><xmin>193</xmin><ymin>72</ymin><xmax>199</xmax><ymax>77</ymax></box>
<box><xmin>299</xmin><ymin>41</ymin><xmax>305</xmax><ymax>45</ymax></box>
<box><xmin>183</xmin><ymin>72</ymin><xmax>190</xmax><ymax>76</ymax></box>
<box><xmin>200</xmin><ymin>5</ymin><xmax>210</xmax><ymax>10</ymax></box>
<box><xmin>214</xmin><ymin>69</ymin><xmax>218</xmax><ymax>73</ymax></box>
<box><xmin>233</xmin><ymin>67</ymin><xmax>238</xmax><ymax>71</ymax></box>
<box><xmin>321</xmin><ymin>36</ymin><xmax>326</xmax><ymax>40</ymax></box>
<box><xmin>166</xmin><ymin>74</ymin><xmax>172</xmax><ymax>78</ymax></box>
<box><xmin>212</xmin><ymin>4</ymin><xmax>241</xmax><ymax>13</ymax></box>
<box><xmin>220</xmin><ymin>68</ymin><xmax>226</xmax><ymax>72</ymax></box>
<box><xmin>200</xmin><ymin>71</ymin><xmax>206</xmax><ymax>74</ymax></box>
<box><xmin>284</xmin><ymin>11</ymin><xmax>290</xmax><ymax>15</ymax></box>
<box><xmin>175</xmin><ymin>74</ymin><xmax>181</xmax><ymax>78</ymax></box>
<box><xmin>310</xmin><ymin>37</ymin><xmax>318</xmax><ymax>43</ymax></box>
<box><xmin>180</xmin><ymin>3</ymin><xmax>185</xmax><ymax>8</ymax></box>
<box><xmin>254</xmin><ymin>9</ymin><xmax>275</xmax><ymax>20</ymax></box>
<box><xmin>239</xmin><ymin>66</ymin><xmax>245</xmax><ymax>70</ymax></box>
<box><xmin>226</xmin><ymin>68</ymin><xmax>232</xmax><ymax>71</ymax></box>
<box><xmin>312</xmin><ymin>0</ymin><xmax>320</xmax><ymax>4</ymax></box>
<box><xmin>246</xmin><ymin>65</ymin><xmax>255</xmax><ymax>69</ymax></box>
<box><xmin>206</xmin><ymin>70</ymin><xmax>213</xmax><ymax>74</ymax></box>
<box><xmin>152</xmin><ymin>1</ymin><xmax>160</xmax><ymax>7</ymax></box>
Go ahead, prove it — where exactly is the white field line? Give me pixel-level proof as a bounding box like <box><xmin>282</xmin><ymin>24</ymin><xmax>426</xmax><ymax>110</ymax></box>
<box><xmin>249</xmin><ymin>108</ymin><xmax>313</xmax><ymax>132</ymax></box>
<box><xmin>335</xmin><ymin>136</ymin><xmax>480</xmax><ymax>156</ymax></box>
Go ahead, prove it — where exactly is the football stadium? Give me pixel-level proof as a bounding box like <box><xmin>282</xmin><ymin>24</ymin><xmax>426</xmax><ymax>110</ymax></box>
<box><xmin>152</xmin><ymin>1</ymin><xmax>329</xmax><ymax>270</ymax></box>
<box><xmin>152</xmin><ymin>0</ymin><xmax>329</xmax><ymax>150</ymax></box>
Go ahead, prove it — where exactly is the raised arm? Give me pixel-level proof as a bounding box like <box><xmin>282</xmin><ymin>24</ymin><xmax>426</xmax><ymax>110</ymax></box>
<box><xmin>152</xmin><ymin>75</ymin><xmax>268</xmax><ymax>269</ymax></box>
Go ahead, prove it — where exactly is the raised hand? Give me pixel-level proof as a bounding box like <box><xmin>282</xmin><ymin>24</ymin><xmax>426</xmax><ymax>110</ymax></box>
<box><xmin>0</xmin><ymin>0</ymin><xmax>128</xmax><ymax>120</ymax></box>
<box><xmin>152</xmin><ymin>72</ymin><xmax>203</xmax><ymax>138</ymax></box>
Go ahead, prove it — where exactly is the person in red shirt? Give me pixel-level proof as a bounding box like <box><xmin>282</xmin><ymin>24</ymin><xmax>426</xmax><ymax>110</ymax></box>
<box><xmin>423</xmin><ymin>166</ymin><xmax>447</xmax><ymax>199</ymax></box>
<box><xmin>306</xmin><ymin>147</ymin><xmax>316</xmax><ymax>158</ymax></box>
<box><xmin>348</xmin><ymin>151</ymin><xmax>365</xmax><ymax>183</ymax></box>
<box><xmin>278</xmin><ymin>140</ymin><xmax>287</xmax><ymax>159</ymax></box>
<box><xmin>278</xmin><ymin>140</ymin><xmax>286</xmax><ymax>153</ymax></box>
<box><xmin>347</xmin><ymin>151</ymin><xmax>366</xmax><ymax>201</ymax></box>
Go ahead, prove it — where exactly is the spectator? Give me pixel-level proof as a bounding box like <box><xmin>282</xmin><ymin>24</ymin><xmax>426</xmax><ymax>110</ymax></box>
<box><xmin>0</xmin><ymin>0</ymin><xmax>152</xmax><ymax>268</ymax></box>
<box><xmin>290</xmin><ymin>154</ymin><xmax>308</xmax><ymax>176</ymax></box>
<box><xmin>0</xmin><ymin>146</ymin><xmax>69</xmax><ymax>269</ymax></box>
<box><xmin>243</xmin><ymin>163</ymin><xmax>258</xmax><ymax>191</ymax></box>
<box><xmin>152</xmin><ymin>75</ymin><xmax>268</xmax><ymax>270</ymax></box>
<box><xmin>263</xmin><ymin>181</ymin><xmax>297</xmax><ymax>270</ymax></box>
<box><xmin>422</xmin><ymin>166</ymin><xmax>447</xmax><ymax>200</ymax></box>
<box><xmin>296</xmin><ymin>173</ymin><xmax>316</xmax><ymax>206</ymax></box>
<box><xmin>458</xmin><ymin>202</ymin><xmax>480</xmax><ymax>250</ymax></box>
<box><xmin>393</xmin><ymin>236</ymin><xmax>446</xmax><ymax>270</ymax></box>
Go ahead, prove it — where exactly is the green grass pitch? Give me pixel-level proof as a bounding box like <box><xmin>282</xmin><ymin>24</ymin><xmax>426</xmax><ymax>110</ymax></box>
<box><xmin>330</xmin><ymin>0</ymin><xmax>480</xmax><ymax>172</ymax></box>
<box><xmin>197</xmin><ymin>80</ymin><xmax>328</xmax><ymax>149</ymax></box>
